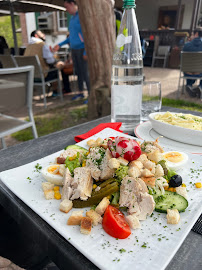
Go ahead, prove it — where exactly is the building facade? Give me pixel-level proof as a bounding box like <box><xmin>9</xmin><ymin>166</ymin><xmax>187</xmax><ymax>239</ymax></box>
<box><xmin>20</xmin><ymin>0</ymin><xmax>202</xmax><ymax>48</ymax></box>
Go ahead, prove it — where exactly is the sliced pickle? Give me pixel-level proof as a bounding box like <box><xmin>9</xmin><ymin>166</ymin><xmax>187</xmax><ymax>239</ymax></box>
<box><xmin>73</xmin><ymin>181</ymin><xmax>119</xmax><ymax>208</ymax></box>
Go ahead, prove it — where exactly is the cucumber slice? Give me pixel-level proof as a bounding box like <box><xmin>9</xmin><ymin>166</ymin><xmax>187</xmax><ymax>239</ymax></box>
<box><xmin>153</xmin><ymin>191</ymin><xmax>188</xmax><ymax>213</ymax></box>
<box><xmin>65</xmin><ymin>145</ymin><xmax>88</xmax><ymax>153</ymax></box>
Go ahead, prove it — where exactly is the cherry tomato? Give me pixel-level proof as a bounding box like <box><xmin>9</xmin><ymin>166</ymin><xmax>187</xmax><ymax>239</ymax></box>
<box><xmin>102</xmin><ymin>205</ymin><xmax>131</xmax><ymax>239</ymax></box>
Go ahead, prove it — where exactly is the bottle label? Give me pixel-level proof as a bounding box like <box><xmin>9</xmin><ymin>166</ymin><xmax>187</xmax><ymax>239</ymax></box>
<box><xmin>112</xmin><ymin>84</ymin><xmax>142</xmax><ymax>115</ymax></box>
<box><xmin>116</xmin><ymin>34</ymin><xmax>132</xmax><ymax>48</ymax></box>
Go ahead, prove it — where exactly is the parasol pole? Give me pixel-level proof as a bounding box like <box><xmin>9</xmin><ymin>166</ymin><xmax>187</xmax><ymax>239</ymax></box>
<box><xmin>9</xmin><ymin>0</ymin><xmax>19</xmax><ymax>55</ymax></box>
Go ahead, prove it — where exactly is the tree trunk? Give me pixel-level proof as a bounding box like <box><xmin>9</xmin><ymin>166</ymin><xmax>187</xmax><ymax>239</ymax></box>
<box><xmin>76</xmin><ymin>0</ymin><xmax>115</xmax><ymax>120</ymax></box>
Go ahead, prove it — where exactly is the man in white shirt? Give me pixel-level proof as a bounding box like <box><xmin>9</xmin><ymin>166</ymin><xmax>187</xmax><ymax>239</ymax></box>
<box><xmin>25</xmin><ymin>30</ymin><xmax>71</xmax><ymax>96</ymax></box>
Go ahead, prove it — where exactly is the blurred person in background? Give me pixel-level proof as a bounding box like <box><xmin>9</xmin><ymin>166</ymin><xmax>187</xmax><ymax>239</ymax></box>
<box><xmin>183</xmin><ymin>29</ymin><xmax>202</xmax><ymax>98</ymax></box>
<box><xmin>114</xmin><ymin>8</ymin><xmax>122</xmax><ymax>36</ymax></box>
<box><xmin>0</xmin><ymin>36</ymin><xmax>9</xmax><ymax>55</ymax></box>
<box><xmin>53</xmin><ymin>0</ymin><xmax>90</xmax><ymax>101</ymax></box>
<box><xmin>24</xmin><ymin>30</ymin><xmax>71</xmax><ymax>96</ymax></box>
<box><xmin>0</xmin><ymin>36</ymin><xmax>9</xmax><ymax>67</ymax></box>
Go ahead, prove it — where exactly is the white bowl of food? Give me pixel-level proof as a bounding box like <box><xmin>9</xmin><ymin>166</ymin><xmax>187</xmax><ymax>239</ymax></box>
<box><xmin>148</xmin><ymin>111</ymin><xmax>202</xmax><ymax>146</ymax></box>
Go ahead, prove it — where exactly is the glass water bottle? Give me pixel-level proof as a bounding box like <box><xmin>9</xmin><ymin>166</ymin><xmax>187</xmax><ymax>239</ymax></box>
<box><xmin>111</xmin><ymin>0</ymin><xmax>143</xmax><ymax>134</ymax></box>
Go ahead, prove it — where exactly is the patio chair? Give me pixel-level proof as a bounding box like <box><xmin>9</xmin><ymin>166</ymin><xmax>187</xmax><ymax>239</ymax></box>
<box><xmin>14</xmin><ymin>55</ymin><xmax>63</xmax><ymax>108</ymax></box>
<box><xmin>152</xmin><ymin>45</ymin><xmax>171</xmax><ymax>68</ymax></box>
<box><xmin>0</xmin><ymin>55</ymin><xmax>17</xmax><ymax>68</ymax></box>
<box><xmin>0</xmin><ymin>66</ymin><xmax>38</xmax><ymax>149</ymax></box>
<box><xmin>177</xmin><ymin>51</ymin><xmax>202</xmax><ymax>99</ymax></box>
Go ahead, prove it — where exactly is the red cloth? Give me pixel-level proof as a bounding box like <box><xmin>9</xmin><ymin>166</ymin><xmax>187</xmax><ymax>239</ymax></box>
<box><xmin>74</xmin><ymin>122</ymin><xmax>123</xmax><ymax>142</ymax></box>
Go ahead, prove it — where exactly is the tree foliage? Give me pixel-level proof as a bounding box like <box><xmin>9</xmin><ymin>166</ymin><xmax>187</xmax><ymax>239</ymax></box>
<box><xmin>0</xmin><ymin>15</ymin><xmax>22</xmax><ymax>48</ymax></box>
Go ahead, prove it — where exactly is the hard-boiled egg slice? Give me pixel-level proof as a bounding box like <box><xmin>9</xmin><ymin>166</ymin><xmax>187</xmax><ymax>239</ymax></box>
<box><xmin>41</xmin><ymin>164</ymin><xmax>64</xmax><ymax>185</ymax></box>
<box><xmin>163</xmin><ymin>151</ymin><xmax>188</xmax><ymax>170</ymax></box>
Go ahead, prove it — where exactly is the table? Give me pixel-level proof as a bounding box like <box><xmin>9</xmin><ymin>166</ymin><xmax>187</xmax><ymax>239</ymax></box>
<box><xmin>0</xmin><ymin>107</ymin><xmax>201</xmax><ymax>270</ymax></box>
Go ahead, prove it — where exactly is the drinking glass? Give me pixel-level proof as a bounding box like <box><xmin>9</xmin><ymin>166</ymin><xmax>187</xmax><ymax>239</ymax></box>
<box><xmin>141</xmin><ymin>81</ymin><xmax>162</xmax><ymax>121</ymax></box>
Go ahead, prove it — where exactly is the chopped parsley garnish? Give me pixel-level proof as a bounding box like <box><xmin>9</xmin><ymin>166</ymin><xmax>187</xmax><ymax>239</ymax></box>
<box><xmin>95</xmin><ymin>148</ymin><xmax>106</xmax><ymax>166</ymax></box>
<box><xmin>119</xmin><ymin>248</ymin><xmax>126</xmax><ymax>253</ymax></box>
<box><xmin>141</xmin><ymin>242</ymin><xmax>147</xmax><ymax>248</ymax></box>
<box><xmin>35</xmin><ymin>163</ymin><xmax>42</xmax><ymax>172</ymax></box>
<box><xmin>155</xmin><ymin>195</ymin><xmax>165</xmax><ymax>203</ymax></box>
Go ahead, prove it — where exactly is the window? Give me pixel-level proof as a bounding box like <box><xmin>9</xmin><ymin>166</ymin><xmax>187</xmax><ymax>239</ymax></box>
<box><xmin>57</xmin><ymin>11</ymin><xmax>67</xmax><ymax>31</ymax></box>
<box><xmin>157</xmin><ymin>6</ymin><xmax>184</xmax><ymax>30</ymax></box>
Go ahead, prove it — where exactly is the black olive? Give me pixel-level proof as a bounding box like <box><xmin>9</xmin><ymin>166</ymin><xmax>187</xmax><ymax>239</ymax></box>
<box><xmin>169</xmin><ymin>175</ymin><xmax>182</xmax><ymax>187</ymax></box>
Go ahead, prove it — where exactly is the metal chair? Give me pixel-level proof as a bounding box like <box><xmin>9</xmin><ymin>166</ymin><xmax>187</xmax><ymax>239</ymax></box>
<box><xmin>177</xmin><ymin>51</ymin><xmax>202</xmax><ymax>99</ymax></box>
<box><xmin>0</xmin><ymin>66</ymin><xmax>38</xmax><ymax>149</ymax></box>
<box><xmin>0</xmin><ymin>55</ymin><xmax>17</xmax><ymax>68</ymax></box>
<box><xmin>14</xmin><ymin>55</ymin><xmax>63</xmax><ymax>108</ymax></box>
<box><xmin>152</xmin><ymin>45</ymin><xmax>171</xmax><ymax>68</ymax></box>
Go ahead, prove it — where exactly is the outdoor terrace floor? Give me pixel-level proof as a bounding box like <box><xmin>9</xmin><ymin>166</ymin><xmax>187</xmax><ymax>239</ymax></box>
<box><xmin>1</xmin><ymin>66</ymin><xmax>201</xmax><ymax>149</ymax></box>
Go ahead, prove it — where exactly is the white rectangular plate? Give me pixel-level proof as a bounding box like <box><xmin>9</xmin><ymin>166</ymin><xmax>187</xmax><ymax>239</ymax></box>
<box><xmin>0</xmin><ymin>128</ymin><xmax>202</xmax><ymax>270</ymax></box>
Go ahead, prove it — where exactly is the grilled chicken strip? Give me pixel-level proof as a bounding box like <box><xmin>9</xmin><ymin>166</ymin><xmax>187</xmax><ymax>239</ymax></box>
<box><xmin>119</xmin><ymin>176</ymin><xmax>155</xmax><ymax>219</ymax></box>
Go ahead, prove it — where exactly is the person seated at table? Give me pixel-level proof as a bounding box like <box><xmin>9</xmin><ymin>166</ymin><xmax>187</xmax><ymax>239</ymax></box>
<box><xmin>24</xmin><ymin>30</ymin><xmax>71</xmax><ymax>96</ymax></box>
<box><xmin>182</xmin><ymin>29</ymin><xmax>202</xmax><ymax>98</ymax></box>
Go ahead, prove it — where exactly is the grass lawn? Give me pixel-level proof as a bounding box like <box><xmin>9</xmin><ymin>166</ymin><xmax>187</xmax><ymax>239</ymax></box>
<box><xmin>162</xmin><ymin>98</ymin><xmax>202</xmax><ymax>112</ymax></box>
<box><xmin>12</xmin><ymin>104</ymin><xmax>88</xmax><ymax>141</ymax></box>
<box><xmin>12</xmin><ymin>98</ymin><xmax>201</xmax><ymax>142</ymax></box>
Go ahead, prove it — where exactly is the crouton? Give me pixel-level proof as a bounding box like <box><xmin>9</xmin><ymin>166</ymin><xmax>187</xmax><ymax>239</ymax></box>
<box><xmin>141</xmin><ymin>177</ymin><xmax>156</xmax><ymax>188</ymax></box>
<box><xmin>129</xmin><ymin>160</ymin><xmax>143</xmax><ymax>170</ymax></box>
<box><xmin>100</xmin><ymin>141</ymin><xmax>108</xmax><ymax>149</ymax></box>
<box><xmin>95</xmin><ymin>197</ymin><xmax>110</xmax><ymax>216</ymax></box>
<box><xmin>155</xmin><ymin>164</ymin><xmax>164</xmax><ymax>178</ymax></box>
<box><xmin>108</xmin><ymin>158</ymin><xmax>120</xmax><ymax>169</ymax></box>
<box><xmin>87</xmin><ymin>137</ymin><xmax>103</xmax><ymax>148</ymax></box>
<box><xmin>67</xmin><ymin>210</ymin><xmax>83</xmax><ymax>225</ymax></box>
<box><xmin>117</xmin><ymin>157</ymin><xmax>129</xmax><ymax>166</ymax></box>
<box><xmin>44</xmin><ymin>190</ymin><xmax>54</xmax><ymax>200</ymax></box>
<box><xmin>59</xmin><ymin>199</ymin><xmax>73</xmax><ymax>213</ymax></box>
<box><xmin>176</xmin><ymin>186</ymin><xmax>188</xmax><ymax>199</ymax></box>
<box><xmin>96</xmin><ymin>137</ymin><xmax>103</xmax><ymax>146</ymax></box>
<box><xmin>87</xmin><ymin>139</ymin><xmax>96</xmax><ymax>147</ymax></box>
<box><xmin>80</xmin><ymin>217</ymin><xmax>92</xmax><ymax>235</ymax></box>
<box><xmin>147</xmin><ymin>149</ymin><xmax>164</xmax><ymax>163</ymax></box>
<box><xmin>125</xmin><ymin>214</ymin><xmax>141</xmax><ymax>229</ymax></box>
<box><xmin>143</xmin><ymin>160</ymin><xmax>155</xmax><ymax>174</ymax></box>
<box><xmin>42</xmin><ymin>182</ymin><xmax>54</xmax><ymax>192</ymax></box>
<box><xmin>141</xmin><ymin>168</ymin><xmax>154</xmax><ymax>178</ymax></box>
<box><xmin>87</xmin><ymin>138</ymin><xmax>103</xmax><ymax>147</ymax></box>
<box><xmin>137</xmin><ymin>154</ymin><xmax>148</xmax><ymax>163</ymax></box>
<box><xmin>86</xmin><ymin>209</ymin><xmax>102</xmax><ymax>226</ymax></box>
<box><xmin>167</xmin><ymin>209</ymin><xmax>180</xmax><ymax>224</ymax></box>
<box><xmin>128</xmin><ymin>166</ymin><xmax>141</xmax><ymax>178</ymax></box>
